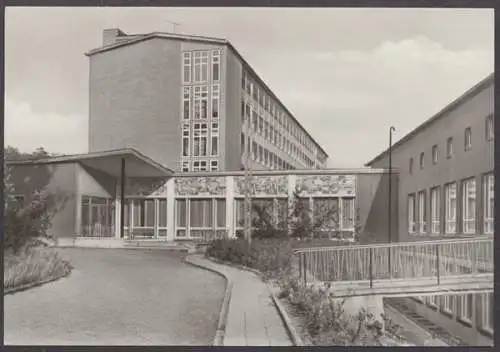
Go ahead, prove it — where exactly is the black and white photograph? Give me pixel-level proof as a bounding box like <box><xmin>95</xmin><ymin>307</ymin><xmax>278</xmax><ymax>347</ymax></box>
<box><xmin>2</xmin><ymin>5</ymin><xmax>494</xmax><ymax>347</ymax></box>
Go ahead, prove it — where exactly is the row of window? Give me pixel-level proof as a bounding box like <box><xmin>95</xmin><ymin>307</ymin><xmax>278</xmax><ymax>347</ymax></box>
<box><xmin>181</xmin><ymin>122</ymin><xmax>219</xmax><ymax>159</ymax></box>
<box><xmin>241</xmin><ymin>100</ymin><xmax>315</xmax><ymax>168</ymax></box>
<box><xmin>409</xmin><ymin>115</ymin><xmax>494</xmax><ymax>173</ymax></box>
<box><xmin>182</xmin><ymin>85</ymin><xmax>219</xmax><ymax>120</ymax></box>
<box><xmin>241</xmin><ymin>133</ymin><xmax>296</xmax><ymax>170</ymax></box>
<box><xmin>183</xmin><ymin>49</ymin><xmax>221</xmax><ymax>84</ymax></box>
<box><xmin>242</xmin><ymin>70</ymin><xmax>320</xmax><ymax>167</ymax></box>
<box><xmin>414</xmin><ymin>292</ymin><xmax>493</xmax><ymax>334</ymax></box>
<box><xmin>407</xmin><ymin>173</ymin><xmax>494</xmax><ymax>235</ymax></box>
<box><xmin>181</xmin><ymin>160</ymin><xmax>219</xmax><ymax>172</ymax></box>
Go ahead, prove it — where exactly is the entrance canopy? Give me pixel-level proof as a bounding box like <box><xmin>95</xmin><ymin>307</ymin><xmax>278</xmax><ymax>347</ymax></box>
<box><xmin>7</xmin><ymin>148</ymin><xmax>173</xmax><ymax>178</ymax></box>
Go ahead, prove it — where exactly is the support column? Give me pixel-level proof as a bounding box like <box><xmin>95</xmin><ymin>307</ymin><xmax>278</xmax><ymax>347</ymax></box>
<box><xmin>120</xmin><ymin>158</ymin><xmax>126</xmax><ymax>239</ymax></box>
<box><xmin>226</xmin><ymin>176</ymin><xmax>234</xmax><ymax>238</ymax></box>
<box><xmin>114</xmin><ymin>182</ymin><xmax>121</xmax><ymax>239</ymax></box>
<box><xmin>166</xmin><ymin>178</ymin><xmax>175</xmax><ymax>242</ymax></box>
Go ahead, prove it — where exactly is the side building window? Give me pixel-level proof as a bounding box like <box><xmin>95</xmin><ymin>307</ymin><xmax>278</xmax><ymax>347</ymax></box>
<box><xmin>417</xmin><ymin>190</ymin><xmax>427</xmax><ymax>234</ymax></box>
<box><xmin>462</xmin><ymin>178</ymin><xmax>476</xmax><ymax>234</ymax></box>
<box><xmin>430</xmin><ymin>187</ymin><xmax>440</xmax><ymax>234</ymax></box>
<box><xmin>444</xmin><ymin>182</ymin><xmax>457</xmax><ymax>234</ymax></box>
<box><xmin>408</xmin><ymin>194</ymin><xmax>416</xmax><ymax>234</ymax></box>
<box><xmin>483</xmin><ymin>173</ymin><xmax>494</xmax><ymax>234</ymax></box>
<box><xmin>464</xmin><ymin>127</ymin><xmax>472</xmax><ymax>151</ymax></box>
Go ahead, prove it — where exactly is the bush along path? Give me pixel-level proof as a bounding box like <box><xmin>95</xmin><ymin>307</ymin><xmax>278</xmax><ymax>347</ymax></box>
<box><xmin>205</xmin><ymin>238</ymin><xmax>411</xmax><ymax>346</ymax></box>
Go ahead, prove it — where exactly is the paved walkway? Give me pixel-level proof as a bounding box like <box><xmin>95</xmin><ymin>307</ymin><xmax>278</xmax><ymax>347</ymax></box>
<box><xmin>5</xmin><ymin>249</ymin><xmax>225</xmax><ymax>345</ymax></box>
<box><xmin>187</xmin><ymin>255</ymin><xmax>292</xmax><ymax>346</ymax></box>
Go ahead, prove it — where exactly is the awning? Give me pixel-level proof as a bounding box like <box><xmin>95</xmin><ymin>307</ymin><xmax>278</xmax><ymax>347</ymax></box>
<box><xmin>6</xmin><ymin>148</ymin><xmax>173</xmax><ymax>178</ymax></box>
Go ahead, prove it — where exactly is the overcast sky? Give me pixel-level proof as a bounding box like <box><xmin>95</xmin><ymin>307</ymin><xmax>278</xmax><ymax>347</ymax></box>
<box><xmin>4</xmin><ymin>7</ymin><xmax>494</xmax><ymax>167</ymax></box>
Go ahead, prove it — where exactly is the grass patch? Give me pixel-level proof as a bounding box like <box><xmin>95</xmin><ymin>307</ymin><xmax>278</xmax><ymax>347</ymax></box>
<box><xmin>4</xmin><ymin>246</ymin><xmax>72</xmax><ymax>292</ymax></box>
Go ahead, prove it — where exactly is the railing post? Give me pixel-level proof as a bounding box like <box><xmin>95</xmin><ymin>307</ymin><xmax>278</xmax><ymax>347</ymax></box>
<box><xmin>435</xmin><ymin>244</ymin><xmax>440</xmax><ymax>285</ymax></box>
<box><xmin>369</xmin><ymin>247</ymin><xmax>373</xmax><ymax>288</ymax></box>
<box><xmin>471</xmin><ymin>242</ymin><xmax>477</xmax><ymax>274</ymax></box>
<box><xmin>302</xmin><ymin>252</ymin><xmax>307</xmax><ymax>286</ymax></box>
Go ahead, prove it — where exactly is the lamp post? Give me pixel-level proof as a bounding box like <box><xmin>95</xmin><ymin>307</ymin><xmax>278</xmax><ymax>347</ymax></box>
<box><xmin>244</xmin><ymin>104</ymin><xmax>253</xmax><ymax>246</ymax></box>
<box><xmin>388</xmin><ymin>126</ymin><xmax>396</xmax><ymax>277</ymax></box>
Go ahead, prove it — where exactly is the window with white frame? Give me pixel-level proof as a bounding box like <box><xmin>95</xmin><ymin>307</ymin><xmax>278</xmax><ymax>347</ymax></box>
<box><xmin>211</xmin><ymin>85</ymin><xmax>220</xmax><ymax>118</ymax></box>
<box><xmin>464</xmin><ymin>127</ymin><xmax>472</xmax><ymax>151</ymax></box>
<box><xmin>211</xmin><ymin>122</ymin><xmax>219</xmax><ymax>156</ymax></box>
<box><xmin>176</xmin><ymin>199</ymin><xmax>187</xmax><ymax>237</ymax></box>
<box><xmin>182</xmin><ymin>161</ymin><xmax>189</xmax><ymax>172</ymax></box>
<box><xmin>462</xmin><ymin>178</ymin><xmax>476</xmax><ymax>234</ymax></box>
<box><xmin>252</xmin><ymin>141</ymin><xmax>257</xmax><ymax>161</ymax></box>
<box><xmin>212</xmin><ymin>49</ymin><xmax>220</xmax><ymax>82</ymax></box>
<box><xmin>341</xmin><ymin>198</ymin><xmax>355</xmax><ymax>230</ymax></box>
<box><xmin>485</xmin><ymin>114</ymin><xmax>494</xmax><ymax>141</ymax></box>
<box><xmin>481</xmin><ymin>292</ymin><xmax>493</xmax><ymax>331</ymax></box>
<box><xmin>432</xmin><ymin>145</ymin><xmax>438</xmax><ymax>164</ymax></box>
<box><xmin>201</xmin><ymin>51</ymin><xmax>209</xmax><ymax>81</ymax></box>
<box><xmin>183</xmin><ymin>87</ymin><xmax>191</xmax><ymax>120</ymax></box>
<box><xmin>193</xmin><ymin>161</ymin><xmax>201</xmax><ymax>172</ymax></box>
<box><xmin>200</xmin><ymin>123</ymin><xmax>208</xmax><ymax>156</ymax></box>
<box><xmin>210</xmin><ymin>160</ymin><xmax>218</xmax><ymax>171</ymax></box>
<box><xmin>459</xmin><ymin>294</ymin><xmax>473</xmax><ymax>323</ymax></box>
<box><xmin>183</xmin><ymin>52</ymin><xmax>192</xmax><ymax>83</ymax></box>
<box><xmin>193</xmin><ymin>51</ymin><xmax>202</xmax><ymax>82</ymax></box>
<box><xmin>445</xmin><ymin>183</ymin><xmax>457</xmax><ymax>234</ymax></box>
<box><xmin>430</xmin><ymin>187</ymin><xmax>440</xmax><ymax>234</ymax></box>
<box><xmin>418</xmin><ymin>190</ymin><xmax>427</xmax><ymax>234</ymax></box>
<box><xmin>158</xmin><ymin>199</ymin><xmax>168</xmax><ymax>236</ymax></box>
<box><xmin>446</xmin><ymin>137</ymin><xmax>454</xmax><ymax>158</ymax></box>
<box><xmin>182</xmin><ymin>124</ymin><xmax>190</xmax><ymax>157</ymax></box>
<box><xmin>132</xmin><ymin>199</ymin><xmax>155</xmax><ymax>228</ymax></box>
<box><xmin>200</xmin><ymin>160</ymin><xmax>208</xmax><ymax>171</ymax></box>
<box><xmin>193</xmin><ymin>86</ymin><xmax>208</xmax><ymax>119</ymax></box>
<box><xmin>193</xmin><ymin>123</ymin><xmax>201</xmax><ymax>156</ymax></box>
<box><xmin>408</xmin><ymin>194</ymin><xmax>416</xmax><ymax>233</ymax></box>
<box><xmin>313</xmin><ymin>198</ymin><xmax>339</xmax><ymax>231</ymax></box>
<box><xmin>483</xmin><ymin>173</ymin><xmax>494</xmax><ymax>234</ymax></box>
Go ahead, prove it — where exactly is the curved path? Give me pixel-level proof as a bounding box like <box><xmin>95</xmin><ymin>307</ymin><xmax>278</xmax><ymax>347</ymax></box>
<box><xmin>4</xmin><ymin>248</ymin><xmax>226</xmax><ymax>345</ymax></box>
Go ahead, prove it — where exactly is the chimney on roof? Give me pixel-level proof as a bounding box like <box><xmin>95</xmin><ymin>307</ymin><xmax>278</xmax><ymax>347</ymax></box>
<box><xmin>103</xmin><ymin>28</ymin><xmax>126</xmax><ymax>46</ymax></box>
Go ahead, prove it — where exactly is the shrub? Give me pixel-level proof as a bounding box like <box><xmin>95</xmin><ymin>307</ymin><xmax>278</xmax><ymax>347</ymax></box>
<box><xmin>205</xmin><ymin>238</ymin><xmax>294</xmax><ymax>280</ymax></box>
<box><xmin>278</xmin><ymin>279</ymin><xmax>390</xmax><ymax>346</ymax></box>
<box><xmin>4</xmin><ymin>247</ymin><xmax>72</xmax><ymax>290</ymax></box>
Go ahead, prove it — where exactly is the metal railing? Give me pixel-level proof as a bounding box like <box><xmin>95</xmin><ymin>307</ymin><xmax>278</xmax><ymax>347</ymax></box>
<box><xmin>294</xmin><ymin>237</ymin><xmax>493</xmax><ymax>288</ymax></box>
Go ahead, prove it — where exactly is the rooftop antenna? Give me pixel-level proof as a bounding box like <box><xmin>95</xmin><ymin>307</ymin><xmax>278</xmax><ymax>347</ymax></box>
<box><xmin>167</xmin><ymin>20</ymin><xmax>181</xmax><ymax>34</ymax></box>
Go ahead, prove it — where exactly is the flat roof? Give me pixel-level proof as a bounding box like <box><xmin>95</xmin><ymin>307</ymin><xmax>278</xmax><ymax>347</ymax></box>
<box><xmin>85</xmin><ymin>30</ymin><xmax>329</xmax><ymax>158</ymax></box>
<box><xmin>6</xmin><ymin>148</ymin><xmax>174</xmax><ymax>178</ymax></box>
<box><xmin>365</xmin><ymin>73</ymin><xmax>494</xmax><ymax>167</ymax></box>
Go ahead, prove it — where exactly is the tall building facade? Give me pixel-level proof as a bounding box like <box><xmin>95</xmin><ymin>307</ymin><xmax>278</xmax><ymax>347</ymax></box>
<box><xmin>366</xmin><ymin>73</ymin><xmax>494</xmax><ymax>345</ymax></box>
<box><xmin>86</xmin><ymin>28</ymin><xmax>328</xmax><ymax>172</ymax></box>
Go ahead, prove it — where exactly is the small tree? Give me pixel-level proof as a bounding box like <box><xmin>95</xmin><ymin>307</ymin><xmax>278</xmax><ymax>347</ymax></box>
<box><xmin>4</xmin><ymin>146</ymin><xmax>67</xmax><ymax>253</ymax></box>
<box><xmin>248</xmin><ymin>186</ymin><xmax>341</xmax><ymax>241</ymax></box>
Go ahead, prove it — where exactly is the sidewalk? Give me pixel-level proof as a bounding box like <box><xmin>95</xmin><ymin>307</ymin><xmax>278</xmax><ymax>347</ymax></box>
<box><xmin>186</xmin><ymin>255</ymin><xmax>292</xmax><ymax>346</ymax></box>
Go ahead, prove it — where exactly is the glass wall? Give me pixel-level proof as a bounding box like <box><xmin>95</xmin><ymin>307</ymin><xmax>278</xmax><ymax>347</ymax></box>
<box><xmin>121</xmin><ymin>198</ymin><xmax>167</xmax><ymax>238</ymax></box>
<box><xmin>175</xmin><ymin>198</ymin><xmax>226</xmax><ymax>240</ymax></box>
<box><xmin>81</xmin><ymin>196</ymin><xmax>114</xmax><ymax>237</ymax></box>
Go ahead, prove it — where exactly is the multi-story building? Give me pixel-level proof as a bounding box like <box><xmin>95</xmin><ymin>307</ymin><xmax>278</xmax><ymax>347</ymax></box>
<box><xmin>85</xmin><ymin>28</ymin><xmax>328</xmax><ymax>172</ymax></box>
<box><xmin>366</xmin><ymin>73</ymin><xmax>494</xmax><ymax>345</ymax></box>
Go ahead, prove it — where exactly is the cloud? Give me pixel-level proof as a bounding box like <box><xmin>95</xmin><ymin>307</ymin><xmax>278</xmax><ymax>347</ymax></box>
<box><xmin>4</xmin><ymin>98</ymin><xmax>88</xmax><ymax>155</ymax></box>
<box><xmin>248</xmin><ymin>36</ymin><xmax>492</xmax><ymax>167</ymax></box>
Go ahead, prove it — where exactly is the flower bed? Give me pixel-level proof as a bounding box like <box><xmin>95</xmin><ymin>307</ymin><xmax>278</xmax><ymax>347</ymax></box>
<box><xmin>205</xmin><ymin>238</ymin><xmax>409</xmax><ymax>345</ymax></box>
<box><xmin>4</xmin><ymin>246</ymin><xmax>72</xmax><ymax>293</ymax></box>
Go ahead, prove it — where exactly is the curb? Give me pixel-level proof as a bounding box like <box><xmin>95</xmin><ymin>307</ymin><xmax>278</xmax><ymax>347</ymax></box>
<box><xmin>268</xmin><ymin>287</ymin><xmax>305</xmax><ymax>346</ymax></box>
<box><xmin>4</xmin><ymin>270</ymin><xmax>72</xmax><ymax>295</ymax></box>
<box><xmin>206</xmin><ymin>255</ymin><xmax>303</xmax><ymax>346</ymax></box>
<box><xmin>183</xmin><ymin>255</ymin><xmax>233</xmax><ymax>346</ymax></box>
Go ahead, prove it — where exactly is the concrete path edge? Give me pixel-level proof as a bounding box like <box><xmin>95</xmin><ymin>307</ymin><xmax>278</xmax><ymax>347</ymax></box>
<box><xmin>183</xmin><ymin>255</ymin><xmax>233</xmax><ymax>346</ymax></box>
<box><xmin>4</xmin><ymin>270</ymin><xmax>72</xmax><ymax>295</ymax></box>
<box><xmin>204</xmin><ymin>256</ymin><xmax>304</xmax><ymax>346</ymax></box>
